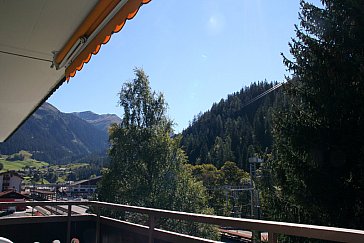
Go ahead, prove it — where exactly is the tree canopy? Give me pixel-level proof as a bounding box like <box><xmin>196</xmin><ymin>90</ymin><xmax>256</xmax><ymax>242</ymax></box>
<box><xmin>188</xmin><ymin>162</ymin><xmax>250</xmax><ymax>216</ymax></box>
<box><xmin>270</xmin><ymin>0</ymin><xmax>364</xmax><ymax>230</ymax></box>
<box><xmin>181</xmin><ymin>81</ymin><xmax>280</xmax><ymax>170</ymax></box>
<box><xmin>98</xmin><ymin>68</ymin><xmax>218</xmax><ymax>240</ymax></box>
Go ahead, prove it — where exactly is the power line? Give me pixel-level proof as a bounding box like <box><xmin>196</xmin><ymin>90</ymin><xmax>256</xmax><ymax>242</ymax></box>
<box><xmin>240</xmin><ymin>82</ymin><xmax>283</xmax><ymax>109</ymax></box>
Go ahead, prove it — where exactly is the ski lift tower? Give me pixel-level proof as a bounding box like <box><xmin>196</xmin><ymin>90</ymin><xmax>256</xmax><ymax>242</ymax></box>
<box><xmin>249</xmin><ymin>157</ymin><xmax>264</xmax><ymax>243</ymax></box>
<box><xmin>248</xmin><ymin>157</ymin><xmax>264</xmax><ymax>219</ymax></box>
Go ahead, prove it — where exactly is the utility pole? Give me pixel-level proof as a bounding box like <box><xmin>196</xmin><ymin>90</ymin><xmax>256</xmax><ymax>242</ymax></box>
<box><xmin>248</xmin><ymin>157</ymin><xmax>263</xmax><ymax>217</ymax></box>
<box><xmin>248</xmin><ymin>157</ymin><xmax>263</xmax><ymax>243</ymax></box>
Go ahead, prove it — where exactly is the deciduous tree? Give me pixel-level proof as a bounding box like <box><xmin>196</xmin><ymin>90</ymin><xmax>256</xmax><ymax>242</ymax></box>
<box><xmin>98</xmin><ymin>68</ymin><xmax>218</xmax><ymax>239</ymax></box>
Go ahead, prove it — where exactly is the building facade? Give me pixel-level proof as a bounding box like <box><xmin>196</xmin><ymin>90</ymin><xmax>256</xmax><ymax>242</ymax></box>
<box><xmin>0</xmin><ymin>171</ymin><xmax>23</xmax><ymax>192</ymax></box>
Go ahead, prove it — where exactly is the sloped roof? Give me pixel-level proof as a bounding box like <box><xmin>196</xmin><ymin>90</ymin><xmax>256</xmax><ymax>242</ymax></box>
<box><xmin>0</xmin><ymin>171</ymin><xmax>23</xmax><ymax>179</ymax></box>
<box><xmin>72</xmin><ymin>176</ymin><xmax>102</xmax><ymax>186</ymax></box>
<box><xmin>0</xmin><ymin>190</ymin><xmax>28</xmax><ymax>199</ymax></box>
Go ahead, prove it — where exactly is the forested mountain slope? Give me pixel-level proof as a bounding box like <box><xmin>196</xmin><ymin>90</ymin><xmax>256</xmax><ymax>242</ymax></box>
<box><xmin>0</xmin><ymin>103</ymin><xmax>109</xmax><ymax>163</ymax></box>
<box><xmin>181</xmin><ymin>81</ymin><xmax>281</xmax><ymax>170</ymax></box>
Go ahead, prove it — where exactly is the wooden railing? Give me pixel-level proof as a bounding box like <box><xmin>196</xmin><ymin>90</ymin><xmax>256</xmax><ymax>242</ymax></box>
<box><xmin>0</xmin><ymin>201</ymin><xmax>363</xmax><ymax>243</ymax></box>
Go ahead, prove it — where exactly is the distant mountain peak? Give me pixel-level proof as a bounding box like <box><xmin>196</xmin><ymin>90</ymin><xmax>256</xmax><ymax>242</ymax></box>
<box><xmin>72</xmin><ymin>111</ymin><xmax>122</xmax><ymax>133</ymax></box>
<box><xmin>0</xmin><ymin>102</ymin><xmax>109</xmax><ymax>163</ymax></box>
<box><xmin>72</xmin><ymin>111</ymin><xmax>99</xmax><ymax>120</ymax></box>
<box><xmin>39</xmin><ymin>102</ymin><xmax>60</xmax><ymax>113</ymax></box>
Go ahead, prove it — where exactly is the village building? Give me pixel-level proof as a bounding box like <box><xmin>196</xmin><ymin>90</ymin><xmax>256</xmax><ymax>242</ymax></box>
<box><xmin>0</xmin><ymin>190</ymin><xmax>28</xmax><ymax>211</ymax></box>
<box><xmin>69</xmin><ymin>176</ymin><xmax>101</xmax><ymax>196</ymax></box>
<box><xmin>0</xmin><ymin>171</ymin><xmax>22</xmax><ymax>193</ymax></box>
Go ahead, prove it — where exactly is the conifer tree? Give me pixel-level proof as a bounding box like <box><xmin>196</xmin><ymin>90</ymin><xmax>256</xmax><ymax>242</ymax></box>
<box><xmin>272</xmin><ymin>0</ymin><xmax>364</xmax><ymax>229</ymax></box>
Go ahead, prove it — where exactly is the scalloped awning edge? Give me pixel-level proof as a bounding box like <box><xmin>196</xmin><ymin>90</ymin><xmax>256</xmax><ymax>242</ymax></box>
<box><xmin>61</xmin><ymin>0</ymin><xmax>151</xmax><ymax>81</ymax></box>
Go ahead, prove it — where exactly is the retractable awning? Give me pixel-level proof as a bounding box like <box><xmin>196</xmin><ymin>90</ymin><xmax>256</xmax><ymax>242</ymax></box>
<box><xmin>0</xmin><ymin>0</ymin><xmax>151</xmax><ymax>142</ymax></box>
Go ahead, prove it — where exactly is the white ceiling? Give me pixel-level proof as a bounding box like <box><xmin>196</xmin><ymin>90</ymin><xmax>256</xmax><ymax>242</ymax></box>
<box><xmin>0</xmin><ymin>0</ymin><xmax>98</xmax><ymax>141</ymax></box>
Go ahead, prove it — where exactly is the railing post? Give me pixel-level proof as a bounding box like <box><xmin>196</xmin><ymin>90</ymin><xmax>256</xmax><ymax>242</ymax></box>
<box><xmin>268</xmin><ymin>232</ymin><xmax>278</xmax><ymax>243</ymax></box>
<box><xmin>252</xmin><ymin>230</ymin><xmax>261</xmax><ymax>243</ymax></box>
<box><xmin>148</xmin><ymin>215</ymin><xmax>156</xmax><ymax>243</ymax></box>
<box><xmin>95</xmin><ymin>205</ymin><xmax>101</xmax><ymax>243</ymax></box>
<box><xmin>67</xmin><ymin>204</ymin><xmax>72</xmax><ymax>243</ymax></box>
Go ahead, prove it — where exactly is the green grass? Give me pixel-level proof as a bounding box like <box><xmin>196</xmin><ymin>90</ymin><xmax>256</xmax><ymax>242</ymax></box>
<box><xmin>33</xmin><ymin>178</ymin><xmax>50</xmax><ymax>184</ymax></box>
<box><xmin>23</xmin><ymin>176</ymin><xmax>32</xmax><ymax>184</ymax></box>
<box><xmin>49</xmin><ymin>163</ymin><xmax>89</xmax><ymax>171</ymax></box>
<box><xmin>0</xmin><ymin>153</ymin><xmax>91</xmax><ymax>185</ymax></box>
<box><xmin>0</xmin><ymin>158</ymin><xmax>49</xmax><ymax>172</ymax></box>
<box><xmin>56</xmin><ymin>177</ymin><xmax>66</xmax><ymax>183</ymax></box>
<box><xmin>66</xmin><ymin>163</ymin><xmax>89</xmax><ymax>169</ymax></box>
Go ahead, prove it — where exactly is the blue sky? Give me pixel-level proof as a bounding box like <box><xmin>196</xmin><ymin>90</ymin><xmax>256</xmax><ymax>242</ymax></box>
<box><xmin>48</xmin><ymin>0</ymin><xmax>321</xmax><ymax>133</ymax></box>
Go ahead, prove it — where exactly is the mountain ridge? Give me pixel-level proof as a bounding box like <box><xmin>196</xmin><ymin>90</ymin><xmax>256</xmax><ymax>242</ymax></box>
<box><xmin>72</xmin><ymin>111</ymin><xmax>122</xmax><ymax>133</ymax></box>
<box><xmin>0</xmin><ymin>103</ymin><xmax>120</xmax><ymax>164</ymax></box>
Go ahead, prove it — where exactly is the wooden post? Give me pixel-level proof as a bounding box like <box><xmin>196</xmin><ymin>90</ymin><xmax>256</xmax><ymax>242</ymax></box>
<box><xmin>148</xmin><ymin>215</ymin><xmax>155</xmax><ymax>243</ymax></box>
<box><xmin>268</xmin><ymin>232</ymin><xmax>277</xmax><ymax>243</ymax></box>
<box><xmin>252</xmin><ymin>230</ymin><xmax>260</xmax><ymax>243</ymax></box>
<box><xmin>95</xmin><ymin>205</ymin><xmax>100</xmax><ymax>243</ymax></box>
<box><xmin>67</xmin><ymin>204</ymin><xmax>72</xmax><ymax>243</ymax></box>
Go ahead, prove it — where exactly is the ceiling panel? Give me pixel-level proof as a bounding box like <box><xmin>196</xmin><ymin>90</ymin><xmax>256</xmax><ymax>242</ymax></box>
<box><xmin>0</xmin><ymin>0</ymin><xmax>98</xmax><ymax>141</ymax></box>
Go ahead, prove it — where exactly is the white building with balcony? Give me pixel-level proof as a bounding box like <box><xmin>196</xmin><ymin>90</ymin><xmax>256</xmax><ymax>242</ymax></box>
<box><xmin>0</xmin><ymin>171</ymin><xmax>22</xmax><ymax>192</ymax></box>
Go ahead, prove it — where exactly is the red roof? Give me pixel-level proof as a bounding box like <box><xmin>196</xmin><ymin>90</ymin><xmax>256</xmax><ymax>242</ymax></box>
<box><xmin>0</xmin><ymin>190</ymin><xmax>28</xmax><ymax>199</ymax></box>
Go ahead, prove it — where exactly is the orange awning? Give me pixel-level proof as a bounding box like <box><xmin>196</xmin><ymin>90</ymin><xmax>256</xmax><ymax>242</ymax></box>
<box><xmin>55</xmin><ymin>0</ymin><xmax>151</xmax><ymax>81</ymax></box>
<box><xmin>0</xmin><ymin>0</ymin><xmax>151</xmax><ymax>142</ymax></box>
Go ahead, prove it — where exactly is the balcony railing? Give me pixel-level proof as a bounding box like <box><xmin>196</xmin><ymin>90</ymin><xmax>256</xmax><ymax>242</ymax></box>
<box><xmin>0</xmin><ymin>201</ymin><xmax>363</xmax><ymax>243</ymax></box>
